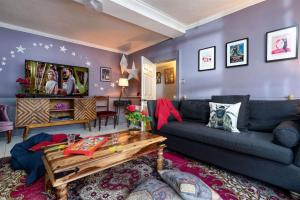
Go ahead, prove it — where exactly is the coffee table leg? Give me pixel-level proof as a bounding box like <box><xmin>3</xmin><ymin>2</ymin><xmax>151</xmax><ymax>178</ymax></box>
<box><xmin>44</xmin><ymin>173</ymin><xmax>51</xmax><ymax>193</ymax></box>
<box><xmin>157</xmin><ymin>145</ymin><xmax>164</xmax><ymax>171</ymax></box>
<box><xmin>56</xmin><ymin>184</ymin><xmax>68</xmax><ymax>200</ymax></box>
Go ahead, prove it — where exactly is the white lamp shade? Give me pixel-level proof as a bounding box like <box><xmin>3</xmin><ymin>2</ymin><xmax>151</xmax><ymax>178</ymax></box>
<box><xmin>118</xmin><ymin>78</ymin><xmax>129</xmax><ymax>87</ymax></box>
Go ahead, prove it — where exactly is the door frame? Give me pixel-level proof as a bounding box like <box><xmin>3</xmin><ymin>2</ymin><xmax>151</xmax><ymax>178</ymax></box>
<box><xmin>154</xmin><ymin>51</ymin><xmax>180</xmax><ymax>100</ymax></box>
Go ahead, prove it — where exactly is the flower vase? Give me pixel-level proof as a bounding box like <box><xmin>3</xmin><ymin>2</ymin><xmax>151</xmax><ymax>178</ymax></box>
<box><xmin>129</xmin><ymin>123</ymin><xmax>141</xmax><ymax>134</ymax></box>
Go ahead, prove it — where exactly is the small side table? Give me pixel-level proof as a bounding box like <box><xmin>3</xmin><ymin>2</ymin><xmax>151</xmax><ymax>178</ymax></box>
<box><xmin>114</xmin><ymin>100</ymin><xmax>132</xmax><ymax>124</ymax></box>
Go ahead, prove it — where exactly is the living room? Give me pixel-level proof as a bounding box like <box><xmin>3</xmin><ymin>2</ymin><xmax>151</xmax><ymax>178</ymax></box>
<box><xmin>1</xmin><ymin>0</ymin><xmax>300</xmax><ymax>199</ymax></box>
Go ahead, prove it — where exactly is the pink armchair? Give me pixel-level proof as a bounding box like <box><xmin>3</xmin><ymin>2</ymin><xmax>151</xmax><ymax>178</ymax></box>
<box><xmin>0</xmin><ymin>104</ymin><xmax>13</xmax><ymax>143</ymax></box>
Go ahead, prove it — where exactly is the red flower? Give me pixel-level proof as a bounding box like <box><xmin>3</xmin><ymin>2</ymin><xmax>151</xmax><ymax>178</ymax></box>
<box><xmin>141</xmin><ymin>110</ymin><xmax>147</xmax><ymax>116</ymax></box>
<box><xmin>127</xmin><ymin>105</ymin><xmax>136</xmax><ymax>112</ymax></box>
<box><xmin>16</xmin><ymin>78</ymin><xmax>24</xmax><ymax>83</ymax></box>
<box><xmin>16</xmin><ymin>94</ymin><xmax>25</xmax><ymax>98</ymax></box>
<box><xmin>16</xmin><ymin>78</ymin><xmax>30</xmax><ymax>85</ymax></box>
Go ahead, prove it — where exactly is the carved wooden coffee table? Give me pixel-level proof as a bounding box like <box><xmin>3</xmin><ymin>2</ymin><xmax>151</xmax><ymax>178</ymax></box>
<box><xmin>42</xmin><ymin>131</ymin><xmax>167</xmax><ymax>200</ymax></box>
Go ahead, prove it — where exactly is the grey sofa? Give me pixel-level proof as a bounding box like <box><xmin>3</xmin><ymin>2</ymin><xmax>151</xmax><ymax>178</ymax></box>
<box><xmin>148</xmin><ymin>97</ymin><xmax>300</xmax><ymax>198</ymax></box>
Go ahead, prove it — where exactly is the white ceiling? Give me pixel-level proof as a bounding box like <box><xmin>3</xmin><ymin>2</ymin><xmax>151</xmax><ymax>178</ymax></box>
<box><xmin>0</xmin><ymin>0</ymin><xmax>265</xmax><ymax>54</ymax></box>
<box><xmin>140</xmin><ymin>0</ymin><xmax>264</xmax><ymax>25</ymax></box>
<box><xmin>0</xmin><ymin>0</ymin><xmax>168</xmax><ymax>54</ymax></box>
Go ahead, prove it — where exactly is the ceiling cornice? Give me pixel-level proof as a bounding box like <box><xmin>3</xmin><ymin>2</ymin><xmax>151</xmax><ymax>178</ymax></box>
<box><xmin>110</xmin><ymin>0</ymin><xmax>186</xmax><ymax>33</ymax></box>
<box><xmin>0</xmin><ymin>21</ymin><xmax>125</xmax><ymax>54</ymax></box>
<box><xmin>186</xmin><ymin>0</ymin><xmax>266</xmax><ymax>30</ymax></box>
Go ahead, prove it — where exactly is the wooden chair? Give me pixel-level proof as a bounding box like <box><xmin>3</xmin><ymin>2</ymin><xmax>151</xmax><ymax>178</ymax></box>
<box><xmin>94</xmin><ymin>96</ymin><xmax>117</xmax><ymax>131</ymax></box>
<box><xmin>0</xmin><ymin>104</ymin><xmax>13</xmax><ymax>143</ymax></box>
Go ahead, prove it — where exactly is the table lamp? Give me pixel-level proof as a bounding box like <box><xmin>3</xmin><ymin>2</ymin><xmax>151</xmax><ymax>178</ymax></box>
<box><xmin>118</xmin><ymin>78</ymin><xmax>128</xmax><ymax>100</ymax></box>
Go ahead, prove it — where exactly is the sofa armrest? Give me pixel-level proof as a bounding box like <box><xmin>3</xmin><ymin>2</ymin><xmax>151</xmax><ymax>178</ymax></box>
<box><xmin>295</xmin><ymin>145</ymin><xmax>300</xmax><ymax>167</ymax></box>
<box><xmin>147</xmin><ymin>100</ymin><xmax>157</xmax><ymax>133</ymax></box>
<box><xmin>273</xmin><ymin>120</ymin><xmax>300</xmax><ymax>148</ymax></box>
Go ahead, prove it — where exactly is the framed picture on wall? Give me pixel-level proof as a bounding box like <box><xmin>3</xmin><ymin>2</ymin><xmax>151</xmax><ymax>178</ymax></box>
<box><xmin>226</xmin><ymin>38</ymin><xmax>249</xmax><ymax>68</ymax></box>
<box><xmin>100</xmin><ymin>67</ymin><xmax>111</xmax><ymax>82</ymax></box>
<box><xmin>164</xmin><ymin>68</ymin><xmax>175</xmax><ymax>84</ymax></box>
<box><xmin>198</xmin><ymin>46</ymin><xmax>216</xmax><ymax>71</ymax></box>
<box><xmin>266</xmin><ymin>25</ymin><xmax>299</xmax><ymax>62</ymax></box>
<box><xmin>156</xmin><ymin>72</ymin><xmax>162</xmax><ymax>84</ymax></box>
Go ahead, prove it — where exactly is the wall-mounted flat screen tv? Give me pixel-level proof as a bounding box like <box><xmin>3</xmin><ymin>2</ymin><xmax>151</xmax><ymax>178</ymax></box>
<box><xmin>25</xmin><ymin>60</ymin><xmax>89</xmax><ymax>96</ymax></box>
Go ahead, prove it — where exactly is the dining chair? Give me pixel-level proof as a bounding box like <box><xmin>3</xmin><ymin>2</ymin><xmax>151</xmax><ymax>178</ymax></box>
<box><xmin>94</xmin><ymin>96</ymin><xmax>117</xmax><ymax>131</ymax></box>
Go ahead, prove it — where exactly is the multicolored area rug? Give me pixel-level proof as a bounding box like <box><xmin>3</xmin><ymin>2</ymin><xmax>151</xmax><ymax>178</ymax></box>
<box><xmin>0</xmin><ymin>152</ymin><xmax>292</xmax><ymax>200</ymax></box>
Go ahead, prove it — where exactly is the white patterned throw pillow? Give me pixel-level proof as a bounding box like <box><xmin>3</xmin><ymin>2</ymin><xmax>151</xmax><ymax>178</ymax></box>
<box><xmin>207</xmin><ymin>102</ymin><xmax>241</xmax><ymax>133</ymax></box>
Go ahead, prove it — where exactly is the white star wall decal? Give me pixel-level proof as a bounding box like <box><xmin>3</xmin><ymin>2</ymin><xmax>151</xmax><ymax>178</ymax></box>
<box><xmin>33</xmin><ymin>43</ymin><xmax>37</xmax><ymax>46</ymax></box>
<box><xmin>44</xmin><ymin>45</ymin><xmax>50</xmax><ymax>50</ymax></box>
<box><xmin>50</xmin><ymin>44</ymin><xmax>53</xmax><ymax>47</ymax></box>
<box><xmin>71</xmin><ymin>52</ymin><xmax>76</xmax><ymax>56</ymax></box>
<box><xmin>100</xmin><ymin>87</ymin><xmax>104</xmax><ymax>91</ymax></box>
<box><xmin>127</xmin><ymin>61</ymin><xmax>139</xmax><ymax>80</ymax></box>
<box><xmin>86</xmin><ymin>61</ymin><xmax>91</xmax><ymax>66</ymax></box>
<box><xmin>120</xmin><ymin>54</ymin><xmax>128</xmax><ymax>74</ymax></box>
<box><xmin>10</xmin><ymin>51</ymin><xmax>14</xmax><ymax>55</ymax></box>
<box><xmin>1</xmin><ymin>61</ymin><xmax>6</xmax><ymax>66</ymax></box>
<box><xmin>110</xmin><ymin>83</ymin><xmax>115</xmax><ymax>88</ymax></box>
<box><xmin>60</xmin><ymin>46</ymin><xmax>67</xmax><ymax>53</ymax></box>
<box><xmin>39</xmin><ymin>43</ymin><xmax>43</xmax><ymax>46</ymax></box>
<box><xmin>16</xmin><ymin>45</ymin><xmax>26</xmax><ymax>53</ymax></box>
<box><xmin>11</xmin><ymin>54</ymin><xmax>15</xmax><ymax>58</ymax></box>
<box><xmin>0</xmin><ymin>68</ymin><xmax>2</xmax><ymax>72</ymax></box>
<box><xmin>2</xmin><ymin>57</ymin><xmax>6</xmax><ymax>61</ymax></box>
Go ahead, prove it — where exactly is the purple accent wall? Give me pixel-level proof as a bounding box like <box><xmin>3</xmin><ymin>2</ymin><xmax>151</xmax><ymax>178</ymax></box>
<box><xmin>129</xmin><ymin>0</ymin><xmax>300</xmax><ymax>99</ymax></box>
<box><xmin>0</xmin><ymin>27</ymin><xmax>125</xmax><ymax>98</ymax></box>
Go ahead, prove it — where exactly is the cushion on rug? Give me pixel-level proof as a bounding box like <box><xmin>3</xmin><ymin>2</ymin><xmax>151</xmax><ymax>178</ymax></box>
<box><xmin>211</xmin><ymin>95</ymin><xmax>250</xmax><ymax>131</ymax></box>
<box><xmin>159</xmin><ymin>170</ymin><xmax>221</xmax><ymax>200</ymax></box>
<box><xmin>126</xmin><ymin>178</ymin><xmax>182</xmax><ymax>200</ymax></box>
<box><xmin>273</xmin><ymin>120</ymin><xmax>300</xmax><ymax>148</ymax></box>
<box><xmin>207</xmin><ymin>102</ymin><xmax>241</xmax><ymax>133</ymax></box>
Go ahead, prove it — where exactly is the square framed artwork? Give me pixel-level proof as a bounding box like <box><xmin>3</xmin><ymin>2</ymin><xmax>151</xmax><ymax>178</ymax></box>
<box><xmin>156</xmin><ymin>72</ymin><xmax>162</xmax><ymax>84</ymax></box>
<box><xmin>198</xmin><ymin>46</ymin><xmax>216</xmax><ymax>71</ymax></box>
<box><xmin>266</xmin><ymin>25</ymin><xmax>299</xmax><ymax>62</ymax></box>
<box><xmin>226</xmin><ymin>38</ymin><xmax>249</xmax><ymax>68</ymax></box>
<box><xmin>100</xmin><ymin>67</ymin><xmax>111</xmax><ymax>82</ymax></box>
<box><xmin>164</xmin><ymin>68</ymin><xmax>175</xmax><ymax>84</ymax></box>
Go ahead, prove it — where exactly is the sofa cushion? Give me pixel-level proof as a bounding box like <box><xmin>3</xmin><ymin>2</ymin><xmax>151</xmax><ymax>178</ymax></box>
<box><xmin>207</xmin><ymin>102</ymin><xmax>241</xmax><ymax>133</ymax></box>
<box><xmin>248</xmin><ymin>100</ymin><xmax>300</xmax><ymax>132</ymax></box>
<box><xmin>159</xmin><ymin>121</ymin><xmax>293</xmax><ymax>164</ymax></box>
<box><xmin>273</xmin><ymin>120</ymin><xmax>300</xmax><ymax>148</ymax></box>
<box><xmin>180</xmin><ymin>100</ymin><xmax>210</xmax><ymax>123</ymax></box>
<box><xmin>211</xmin><ymin>95</ymin><xmax>250</xmax><ymax>131</ymax></box>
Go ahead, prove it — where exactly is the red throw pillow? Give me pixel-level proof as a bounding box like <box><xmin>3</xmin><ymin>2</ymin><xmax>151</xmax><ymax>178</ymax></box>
<box><xmin>29</xmin><ymin>141</ymin><xmax>53</xmax><ymax>151</ymax></box>
<box><xmin>52</xmin><ymin>133</ymin><xmax>67</xmax><ymax>143</ymax></box>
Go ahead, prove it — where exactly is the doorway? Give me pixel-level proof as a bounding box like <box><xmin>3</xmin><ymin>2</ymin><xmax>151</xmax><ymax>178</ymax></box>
<box><xmin>155</xmin><ymin>59</ymin><xmax>177</xmax><ymax>100</ymax></box>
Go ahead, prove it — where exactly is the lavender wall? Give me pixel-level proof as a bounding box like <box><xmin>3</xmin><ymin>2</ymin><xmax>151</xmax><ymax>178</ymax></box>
<box><xmin>129</xmin><ymin>0</ymin><xmax>300</xmax><ymax>100</ymax></box>
<box><xmin>0</xmin><ymin>27</ymin><xmax>124</xmax><ymax>98</ymax></box>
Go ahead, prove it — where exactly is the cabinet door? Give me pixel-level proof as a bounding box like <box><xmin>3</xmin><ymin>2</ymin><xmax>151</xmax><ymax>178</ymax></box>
<box><xmin>74</xmin><ymin>97</ymin><xmax>96</xmax><ymax>120</ymax></box>
<box><xmin>16</xmin><ymin>98</ymin><xmax>50</xmax><ymax>127</ymax></box>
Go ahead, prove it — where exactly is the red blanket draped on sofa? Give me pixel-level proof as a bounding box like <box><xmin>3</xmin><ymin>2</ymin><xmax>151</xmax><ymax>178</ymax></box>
<box><xmin>155</xmin><ymin>98</ymin><xmax>182</xmax><ymax>130</ymax></box>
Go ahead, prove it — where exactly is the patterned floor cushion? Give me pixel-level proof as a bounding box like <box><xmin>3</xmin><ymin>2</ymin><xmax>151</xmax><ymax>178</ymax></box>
<box><xmin>126</xmin><ymin>178</ymin><xmax>182</xmax><ymax>200</ymax></box>
<box><xmin>159</xmin><ymin>170</ymin><xmax>222</xmax><ymax>200</ymax></box>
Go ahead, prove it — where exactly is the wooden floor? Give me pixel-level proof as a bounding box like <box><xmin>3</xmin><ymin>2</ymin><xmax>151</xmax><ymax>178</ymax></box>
<box><xmin>0</xmin><ymin>123</ymin><xmax>129</xmax><ymax>158</ymax></box>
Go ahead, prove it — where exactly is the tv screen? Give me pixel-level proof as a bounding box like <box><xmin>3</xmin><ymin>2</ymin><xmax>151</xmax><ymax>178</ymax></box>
<box><xmin>25</xmin><ymin>60</ymin><xmax>89</xmax><ymax>96</ymax></box>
